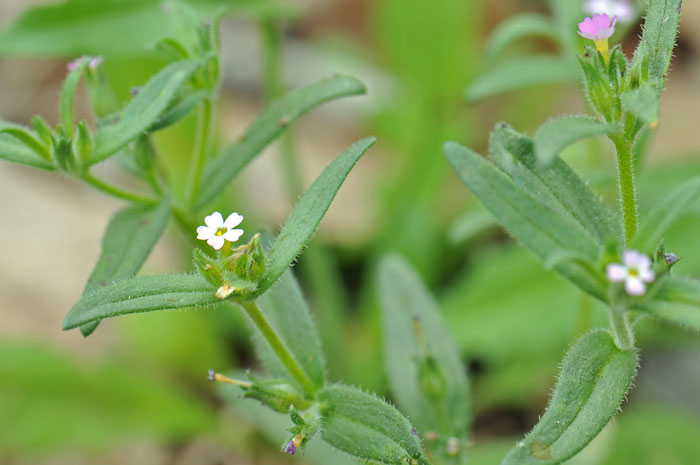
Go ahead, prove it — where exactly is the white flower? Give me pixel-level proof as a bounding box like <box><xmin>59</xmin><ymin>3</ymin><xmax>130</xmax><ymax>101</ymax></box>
<box><xmin>584</xmin><ymin>0</ymin><xmax>635</xmax><ymax>24</ymax></box>
<box><xmin>196</xmin><ymin>211</ymin><xmax>244</xmax><ymax>250</ymax></box>
<box><xmin>606</xmin><ymin>250</ymin><xmax>656</xmax><ymax>296</ymax></box>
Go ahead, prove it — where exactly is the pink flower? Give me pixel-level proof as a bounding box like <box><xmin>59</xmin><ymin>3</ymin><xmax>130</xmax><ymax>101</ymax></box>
<box><xmin>66</xmin><ymin>55</ymin><xmax>104</xmax><ymax>72</ymax></box>
<box><xmin>578</xmin><ymin>13</ymin><xmax>618</xmax><ymax>41</ymax></box>
<box><xmin>607</xmin><ymin>250</ymin><xmax>656</xmax><ymax>296</ymax></box>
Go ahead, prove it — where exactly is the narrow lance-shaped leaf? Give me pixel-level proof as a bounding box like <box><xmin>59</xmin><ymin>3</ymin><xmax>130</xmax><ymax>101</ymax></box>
<box><xmin>249</xmin><ymin>269</ymin><xmax>326</xmax><ymax>389</ymax></box>
<box><xmin>501</xmin><ymin>330</ymin><xmax>638</xmax><ymax>465</ymax></box>
<box><xmin>0</xmin><ymin>122</ymin><xmax>54</xmax><ymax>170</ymax></box>
<box><xmin>640</xmin><ymin>0</ymin><xmax>682</xmax><ymax>86</ymax></box>
<box><xmin>444</xmin><ymin>142</ymin><xmax>606</xmax><ymax>300</ymax></box>
<box><xmin>486</xmin><ymin>14</ymin><xmax>558</xmax><ymax>61</ymax></box>
<box><xmin>492</xmin><ymin>123</ymin><xmax>622</xmax><ymax>244</ymax></box>
<box><xmin>90</xmin><ymin>59</ymin><xmax>202</xmax><ymax>165</ymax></box>
<box><xmin>319</xmin><ymin>384</ymin><xmax>430</xmax><ymax>465</ymax></box>
<box><xmin>378</xmin><ymin>255</ymin><xmax>470</xmax><ymax>460</ymax></box>
<box><xmin>251</xmin><ymin>137</ymin><xmax>376</xmax><ymax>297</ymax></box>
<box><xmin>466</xmin><ymin>56</ymin><xmax>577</xmax><ymax>102</ymax></box>
<box><xmin>632</xmin><ymin>176</ymin><xmax>700</xmax><ymax>254</ymax></box>
<box><xmin>635</xmin><ymin>276</ymin><xmax>700</xmax><ymax>330</ymax></box>
<box><xmin>78</xmin><ymin>200</ymin><xmax>172</xmax><ymax>337</ymax></box>
<box><xmin>62</xmin><ymin>274</ymin><xmax>240</xmax><ymax>330</ymax></box>
<box><xmin>195</xmin><ymin>75</ymin><xmax>367</xmax><ymax>209</ymax></box>
<box><xmin>534</xmin><ymin>115</ymin><xmax>619</xmax><ymax>165</ymax></box>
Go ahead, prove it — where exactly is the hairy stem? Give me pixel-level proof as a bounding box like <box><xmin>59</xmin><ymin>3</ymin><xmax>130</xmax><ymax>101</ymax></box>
<box><xmin>612</xmin><ymin>135</ymin><xmax>638</xmax><ymax>244</ymax></box>
<box><xmin>184</xmin><ymin>97</ymin><xmax>214</xmax><ymax>208</ymax></box>
<box><xmin>82</xmin><ymin>172</ymin><xmax>157</xmax><ymax>204</ymax></box>
<box><xmin>608</xmin><ymin>305</ymin><xmax>635</xmax><ymax>351</ymax></box>
<box><xmin>239</xmin><ymin>299</ymin><xmax>317</xmax><ymax>396</ymax></box>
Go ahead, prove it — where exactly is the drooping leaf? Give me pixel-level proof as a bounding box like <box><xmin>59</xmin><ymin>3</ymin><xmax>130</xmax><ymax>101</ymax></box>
<box><xmin>493</xmin><ymin>123</ymin><xmax>622</xmax><ymax>244</ymax></box>
<box><xmin>632</xmin><ymin>176</ymin><xmax>700</xmax><ymax>254</ymax></box>
<box><xmin>444</xmin><ymin>141</ymin><xmax>606</xmax><ymax>300</ymax></box>
<box><xmin>318</xmin><ymin>384</ymin><xmax>429</xmax><ymax>465</ymax></box>
<box><xmin>466</xmin><ymin>56</ymin><xmax>577</xmax><ymax>102</ymax></box>
<box><xmin>640</xmin><ymin>0</ymin><xmax>682</xmax><ymax>86</ymax></box>
<box><xmin>90</xmin><ymin>59</ymin><xmax>202</xmax><ymax>164</ymax></box>
<box><xmin>534</xmin><ymin>115</ymin><xmax>619</xmax><ymax>165</ymax></box>
<box><xmin>621</xmin><ymin>83</ymin><xmax>660</xmax><ymax>126</ymax></box>
<box><xmin>248</xmin><ymin>269</ymin><xmax>326</xmax><ymax>389</ymax></box>
<box><xmin>486</xmin><ymin>14</ymin><xmax>558</xmax><ymax>61</ymax></box>
<box><xmin>79</xmin><ymin>200</ymin><xmax>172</xmax><ymax>337</ymax></box>
<box><xmin>635</xmin><ymin>276</ymin><xmax>700</xmax><ymax>330</ymax></box>
<box><xmin>195</xmin><ymin>75</ymin><xmax>367</xmax><ymax>209</ymax></box>
<box><xmin>448</xmin><ymin>207</ymin><xmax>497</xmax><ymax>246</ymax></box>
<box><xmin>377</xmin><ymin>255</ymin><xmax>470</xmax><ymax>457</ymax></box>
<box><xmin>62</xmin><ymin>274</ymin><xmax>236</xmax><ymax>330</ymax></box>
<box><xmin>501</xmin><ymin>330</ymin><xmax>638</xmax><ymax>465</ymax></box>
<box><xmin>252</xmin><ymin>137</ymin><xmax>376</xmax><ymax>296</ymax></box>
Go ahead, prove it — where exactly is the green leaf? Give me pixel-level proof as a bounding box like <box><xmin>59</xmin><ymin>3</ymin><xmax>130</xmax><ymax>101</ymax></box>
<box><xmin>149</xmin><ymin>89</ymin><xmax>209</xmax><ymax>131</ymax></box>
<box><xmin>62</xmin><ymin>274</ymin><xmax>232</xmax><ymax>330</ymax></box>
<box><xmin>621</xmin><ymin>83</ymin><xmax>660</xmax><ymax>126</ymax></box>
<box><xmin>486</xmin><ymin>14</ymin><xmax>558</xmax><ymax>61</ymax></box>
<box><xmin>90</xmin><ymin>59</ymin><xmax>202</xmax><ymax>164</ymax></box>
<box><xmin>250</xmin><ymin>269</ymin><xmax>326</xmax><ymax>388</ymax></box>
<box><xmin>635</xmin><ymin>276</ymin><xmax>700</xmax><ymax>330</ymax></box>
<box><xmin>377</xmin><ymin>255</ymin><xmax>470</xmax><ymax>455</ymax></box>
<box><xmin>632</xmin><ymin>176</ymin><xmax>700</xmax><ymax>254</ymax></box>
<box><xmin>493</xmin><ymin>123</ymin><xmax>622</xmax><ymax>244</ymax></box>
<box><xmin>444</xmin><ymin>141</ymin><xmax>606</xmax><ymax>300</ymax></box>
<box><xmin>466</xmin><ymin>56</ymin><xmax>577</xmax><ymax>102</ymax></box>
<box><xmin>195</xmin><ymin>75</ymin><xmax>367</xmax><ymax>209</ymax></box>
<box><xmin>501</xmin><ymin>330</ymin><xmax>638</xmax><ymax>465</ymax></box>
<box><xmin>0</xmin><ymin>122</ymin><xmax>53</xmax><ymax>168</ymax></box>
<box><xmin>79</xmin><ymin>200</ymin><xmax>172</xmax><ymax>337</ymax></box>
<box><xmin>534</xmin><ymin>115</ymin><xmax>619</xmax><ymax>165</ymax></box>
<box><xmin>640</xmin><ymin>0</ymin><xmax>682</xmax><ymax>86</ymax></box>
<box><xmin>318</xmin><ymin>384</ymin><xmax>429</xmax><ymax>465</ymax></box>
<box><xmin>252</xmin><ymin>137</ymin><xmax>376</xmax><ymax>296</ymax></box>
<box><xmin>448</xmin><ymin>207</ymin><xmax>497</xmax><ymax>246</ymax></box>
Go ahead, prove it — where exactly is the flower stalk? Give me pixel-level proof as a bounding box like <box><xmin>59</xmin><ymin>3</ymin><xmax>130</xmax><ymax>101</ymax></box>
<box><xmin>612</xmin><ymin>135</ymin><xmax>638</xmax><ymax>244</ymax></box>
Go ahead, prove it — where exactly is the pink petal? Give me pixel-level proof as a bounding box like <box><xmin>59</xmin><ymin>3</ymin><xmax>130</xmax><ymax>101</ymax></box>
<box><xmin>223</xmin><ymin>229</ymin><xmax>244</xmax><ymax>243</ymax></box>
<box><xmin>207</xmin><ymin>235</ymin><xmax>225</xmax><ymax>250</ymax></box>
<box><xmin>607</xmin><ymin>263</ymin><xmax>628</xmax><ymax>282</ymax></box>
<box><xmin>625</xmin><ymin>277</ymin><xmax>646</xmax><ymax>296</ymax></box>
<box><xmin>224</xmin><ymin>212</ymin><xmax>244</xmax><ymax>229</ymax></box>
<box><xmin>204</xmin><ymin>211</ymin><xmax>224</xmax><ymax>229</ymax></box>
<box><xmin>578</xmin><ymin>18</ymin><xmax>599</xmax><ymax>40</ymax></box>
<box><xmin>593</xmin><ymin>13</ymin><xmax>611</xmax><ymax>31</ymax></box>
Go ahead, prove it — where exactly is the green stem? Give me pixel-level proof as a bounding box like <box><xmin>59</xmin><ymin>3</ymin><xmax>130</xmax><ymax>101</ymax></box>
<box><xmin>612</xmin><ymin>135</ymin><xmax>638</xmax><ymax>244</ymax></box>
<box><xmin>82</xmin><ymin>172</ymin><xmax>157</xmax><ymax>204</ymax></box>
<box><xmin>239</xmin><ymin>300</ymin><xmax>317</xmax><ymax>396</ymax></box>
<box><xmin>608</xmin><ymin>305</ymin><xmax>635</xmax><ymax>351</ymax></box>
<box><xmin>184</xmin><ymin>97</ymin><xmax>214</xmax><ymax>208</ymax></box>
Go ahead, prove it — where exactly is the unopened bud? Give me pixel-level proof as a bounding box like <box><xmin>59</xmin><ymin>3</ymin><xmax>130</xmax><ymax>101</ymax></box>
<box><xmin>74</xmin><ymin>120</ymin><xmax>93</xmax><ymax>163</ymax></box>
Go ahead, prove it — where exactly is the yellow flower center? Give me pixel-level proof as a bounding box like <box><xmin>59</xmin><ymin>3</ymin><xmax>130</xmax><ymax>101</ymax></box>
<box><xmin>215</xmin><ymin>227</ymin><xmax>227</xmax><ymax>236</ymax></box>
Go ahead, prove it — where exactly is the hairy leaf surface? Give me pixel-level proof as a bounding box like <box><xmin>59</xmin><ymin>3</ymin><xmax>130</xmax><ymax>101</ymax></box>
<box><xmin>253</xmin><ymin>137</ymin><xmax>376</xmax><ymax>296</ymax></box>
<box><xmin>319</xmin><ymin>384</ymin><xmax>429</xmax><ymax>465</ymax></box>
<box><xmin>636</xmin><ymin>276</ymin><xmax>700</xmax><ymax>330</ymax></box>
<box><xmin>63</xmin><ymin>274</ymin><xmax>233</xmax><ymax>330</ymax></box>
<box><xmin>534</xmin><ymin>115</ymin><xmax>619</xmax><ymax>165</ymax></box>
<box><xmin>501</xmin><ymin>330</ymin><xmax>637</xmax><ymax>465</ymax></box>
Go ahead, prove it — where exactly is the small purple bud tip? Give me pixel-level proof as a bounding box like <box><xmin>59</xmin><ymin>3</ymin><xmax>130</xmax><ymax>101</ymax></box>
<box><xmin>130</xmin><ymin>86</ymin><xmax>142</xmax><ymax>96</ymax></box>
<box><xmin>664</xmin><ymin>253</ymin><xmax>680</xmax><ymax>265</ymax></box>
<box><xmin>284</xmin><ymin>440</ymin><xmax>297</xmax><ymax>455</ymax></box>
<box><xmin>207</xmin><ymin>369</ymin><xmax>215</xmax><ymax>382</ymax></box>
<box><xmin>411</xmin><ymin>428</ymin><xmax>418</xmax><ymax>436</ymax></box>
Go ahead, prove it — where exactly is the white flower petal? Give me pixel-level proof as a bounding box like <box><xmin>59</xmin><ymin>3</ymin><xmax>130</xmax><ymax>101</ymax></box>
<box><xmin>196</xmin><ymin>225</ymin><xmax>213</xmax><ymax>240</ymax></box>
<box><xmin>640</xmin><ymin>267</ymin><xmax>656</xmax><ymax>283</ymax></box>
<box><xmin>625</xmin><ymin>277</ymin><xmax>646</xmax><ymax>296</ymax></box>
<box><xmin>623</xmin><ymin>250</ymin><xmax>651</xmax><ymax>270</ymax></box>
<box><xmin>606</xmin><ymin>263</ymin><xmax>628</xmax><ymax>282</ymax></box>
<box><xmin>223</xmin><ymin>228</ymin><xmax>244</xmax><ymax>243</ymax></box>
<box><xmin>224</xmin><ymin>212</ymin><xmax>244</xmax><ymax>229</ymax></box>
<box><xmin>207</xmin><ymin>235</ymin><xmax>226</xmax><ymax>250</ymax></box>
<box><xmin>204</xmin><ymin>211</ymin><xmax>224</xmax><ymax>229</ymax></box>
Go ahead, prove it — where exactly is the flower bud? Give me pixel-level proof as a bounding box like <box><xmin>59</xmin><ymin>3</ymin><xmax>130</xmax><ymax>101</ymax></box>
<box><xmin>193</xmin><ymin>248</ymin><xmax>224</xmax><ymax>286</ymax></box>
<box><xmin>74</xmin><ymin>120</ymin><xmax>94</xmax><ymax>163</ymax></box>
<box><xmin>417</xmin><ymin>353</ymin><xmax>448</xmax><ymax>402</ymax></box>
<box><xmin>52</xmin><ymin>129</ymin><xmax>76</xmax><ymax>172</ymax></box>
<box><xmin>243</xmin><ymin>376</ymin><xmax>311</xmax><ymax>413</ymax></box>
